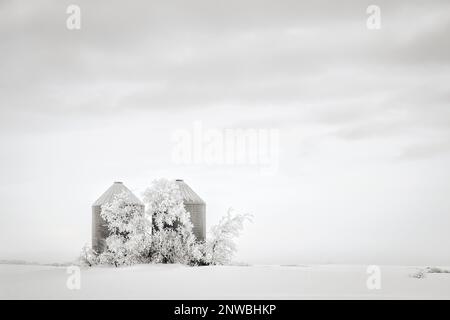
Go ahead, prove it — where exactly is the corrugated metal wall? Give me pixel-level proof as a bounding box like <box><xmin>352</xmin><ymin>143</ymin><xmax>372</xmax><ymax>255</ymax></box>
<box><xmin>91</xmin><ymin>205</ymin><xmax>108</xmax><ymax>253</ymax></box>
<box><xmin>184</xmin><ymin>203</ymin><xmax>206</xmax><ymax>241</ymax></box>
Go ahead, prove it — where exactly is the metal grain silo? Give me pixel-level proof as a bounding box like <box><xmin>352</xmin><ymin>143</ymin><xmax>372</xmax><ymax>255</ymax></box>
<box><xmin>175</xmin><ymin>179</ymin><xmax>206</xmax><ymax>241</ymax></box>
<box><xmin>92</xmin><ymin>181</ymin><xmax>144</xmax><ymax>253</ymax></box>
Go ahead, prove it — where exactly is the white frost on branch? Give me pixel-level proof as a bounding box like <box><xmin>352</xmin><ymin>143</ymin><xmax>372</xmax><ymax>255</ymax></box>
<box><xmin>143</xmin><ymin>179</ymin><xmax>193</xmax><ymax>231</ymax></box>
<box><xmin>143</xmin><ymin>179</ymin><xmax>201</xmax><ymax>265</ymax></box>
<box><xmin>98</xmin><ymin>191</ymin><xmax>151</xmax><ymax>266</ymax></box>
<box><xmin>206</xmin><ymin>208</ymin><xmax>252</xmax><ymax>265</ymax></box>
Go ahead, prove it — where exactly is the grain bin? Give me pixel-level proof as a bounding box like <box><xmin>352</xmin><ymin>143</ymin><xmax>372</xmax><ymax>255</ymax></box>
<box><xmin>175</xmin><ymin>179</ymin><xmax>206</xmax><ymax>241</ymax></box>
<box><xmin>92</xmin><ymin>181</ymin><xmax>144</xmax><ymax>253</ymax></box>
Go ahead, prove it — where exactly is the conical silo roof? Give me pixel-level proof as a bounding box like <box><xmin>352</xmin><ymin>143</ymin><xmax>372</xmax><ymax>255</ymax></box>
<box><xmin>175</xmin><ymin>180</ymin><xmax>205</xmax><ymax>204</ymax></box>
<box><xmin>92</xmin><ymin>181</ymin><xmax>144</xmax><ymax>206</ymax></box>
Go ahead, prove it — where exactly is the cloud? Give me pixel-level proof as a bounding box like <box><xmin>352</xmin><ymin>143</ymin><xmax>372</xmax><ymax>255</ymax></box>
<box><xmin>1</xmin><ymin>0</ymin><xmax>449</xmax><ymax>118</ymax></box>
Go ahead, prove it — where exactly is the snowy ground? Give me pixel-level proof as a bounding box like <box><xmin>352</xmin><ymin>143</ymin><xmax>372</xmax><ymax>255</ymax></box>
<box><xmin>1</xmin><ymin>264</ymin><xmax>449</xmax><ymax>299</ymax></box>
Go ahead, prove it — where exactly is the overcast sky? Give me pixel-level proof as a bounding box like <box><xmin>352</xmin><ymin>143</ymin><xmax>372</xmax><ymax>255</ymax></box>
<box><xmin>1</xmin><ymin>0</ymin><xmax>449</xmax><ymax>265</ymax></box>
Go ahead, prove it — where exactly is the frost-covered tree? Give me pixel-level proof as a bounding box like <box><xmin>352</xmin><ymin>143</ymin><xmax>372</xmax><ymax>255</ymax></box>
<box><xmin>143</xmin><ymin>179</ymin><xmax>202</xmax><ymax>265</ymax></box>
<box><xmin>79</xmin><ymin>244</ymin><xmax>98</xmax><ymax>267</ymax></box>
<box><xmin>206</xmin><ymin>209</ymin><xmax>252</xmax><ymax>265</ymax></box>
<box><xmin>98</xmin><ymin>191</ymin><xmax>151</xmax><ymax>266</ymax></box>
<box><xmin>80</xmin><ymin>179</ymin><xmax>252</xmax><ymax>267</ymax></box>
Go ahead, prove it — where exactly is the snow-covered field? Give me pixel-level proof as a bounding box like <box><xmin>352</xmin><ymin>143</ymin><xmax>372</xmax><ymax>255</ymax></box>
<box><xmin>1</xmin><ymin>264</ymin><xmax>449</xmax><ymax>299</ymax></box>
